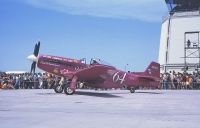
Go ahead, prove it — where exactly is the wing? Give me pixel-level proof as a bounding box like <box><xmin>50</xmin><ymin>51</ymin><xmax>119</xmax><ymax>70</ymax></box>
<box><xmin>75</xmin><ymin>65</ymin><xmax>116</xmax><ymax>82</ymax></box>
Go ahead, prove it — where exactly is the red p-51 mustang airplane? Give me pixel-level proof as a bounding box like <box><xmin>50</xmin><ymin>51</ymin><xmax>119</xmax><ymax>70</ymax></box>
<box><xmin>27</xmin><ymin>42</ymin><xmax>160</xmax><ymax>95</ymax></box>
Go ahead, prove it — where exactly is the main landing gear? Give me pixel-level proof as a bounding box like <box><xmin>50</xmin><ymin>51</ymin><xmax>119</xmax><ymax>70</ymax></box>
<box><xmin>54</xmin><ymin>84</ymin><xmax>64</xmax><ymax>93</ymax></box>
<box><xmin>54</xmin><ymin>77</ymin><xmax>67</xmax><ymax>93</ymax></box>
<box><xmin>64</xmin><ymin>85</ymin><xmax>75</xmax><ymax>95</ymax></box>
<box><xmin>54</xmin><ymin>82</ymin><xmax>75</xmax><ymax>95</ymax></box>
<box><xmin>63</xmin><ymin>76</ymin><xmax>78</xmax><ymax>95</ymax></box>
<box><xmin>53</xmin><ymin>76</ymin><xmax>78</xmax><ymax>95</ymax></box>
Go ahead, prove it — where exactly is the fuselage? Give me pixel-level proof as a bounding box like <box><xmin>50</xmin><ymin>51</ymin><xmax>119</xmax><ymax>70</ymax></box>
<box><xmin>36</xmin><ymin>54</ymin><xmax>159</xmax><ymax>89</ymax></box>
<box><xmin>82</xmin><ymin>70</ymin><xmax>159</xmax><ymax>89</ymax></box>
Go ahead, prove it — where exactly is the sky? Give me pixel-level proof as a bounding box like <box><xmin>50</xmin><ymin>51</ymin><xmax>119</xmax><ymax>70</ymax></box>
<box><xmin>0</xmin><ymin>0</ymin><xmax>168</xmax><ymax>72</ymax></box>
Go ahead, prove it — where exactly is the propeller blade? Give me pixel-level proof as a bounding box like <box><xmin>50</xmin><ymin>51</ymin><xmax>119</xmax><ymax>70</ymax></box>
<box><xmin>33</xmin><ymin>43</ymin><xmax>37</xmax><ymax>56</ymax></box>
<box><xmin>30</xmin><ymin>62</ymin><xmax>36</xmax><ymax>74</ymax></box>
<box><xmin>35</xmin><ymin>41</ymin><xmax>40</xmax><ymax>57</ymax></box>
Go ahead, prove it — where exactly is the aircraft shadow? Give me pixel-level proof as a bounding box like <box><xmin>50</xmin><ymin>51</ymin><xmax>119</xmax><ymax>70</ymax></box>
<box><xmin>135</xmin><ymin>91</ymin><xmax>162</xmax><ymax>94</ymax></box>
<box><xmin>36</xmin><ymin>92</ymin><xmax>121</xmax><ymax>98</ymax></box>
<box><xmin>37</xmin><ymin>92</ymin><xmax>59</xmax><ymax>95</ymax></box>
<box><xmin>36</xmin><ymin>91</ymin><xmax>161</xmax><ymax>96</ymax></box>
<box><xmin>75</xmin><ymin>91</ymin><xmax>122</xmax><ymax>98</ymax></box>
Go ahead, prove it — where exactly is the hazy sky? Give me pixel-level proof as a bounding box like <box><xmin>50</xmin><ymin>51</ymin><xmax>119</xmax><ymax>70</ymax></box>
<box><xmin>0</xmin><ymin>0</ymin><xmax>168</xmax><ymax>72</ymax></box>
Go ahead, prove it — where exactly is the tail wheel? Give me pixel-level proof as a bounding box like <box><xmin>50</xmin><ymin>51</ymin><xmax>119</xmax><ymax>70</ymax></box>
<box><xmin>54</xmin><ymin>84</ymin><xmax>64</xmax><ymax>93</ymax></box>
<box><xmin>64</xmin><ymin>85</ymin><xmax>75</xmax><ymax>95</ymax></box>
<box><xmin>130</xmin><ymin>87</ymin><xmax>135</xmax><ymax>93</ymax></box>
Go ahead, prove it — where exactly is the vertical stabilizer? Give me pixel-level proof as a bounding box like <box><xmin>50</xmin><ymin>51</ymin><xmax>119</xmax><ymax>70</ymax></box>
<box><xmin>144</xmin><ymin>62</ymin><xmax>160</xmax><ymax>78</ymax></box>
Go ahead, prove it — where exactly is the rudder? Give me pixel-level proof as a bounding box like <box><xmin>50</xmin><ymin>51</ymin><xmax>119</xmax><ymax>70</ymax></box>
<box><xmin>144</xmin><ymin>62</ymin><xmax>160</xmax><ymax>78</ymax></box>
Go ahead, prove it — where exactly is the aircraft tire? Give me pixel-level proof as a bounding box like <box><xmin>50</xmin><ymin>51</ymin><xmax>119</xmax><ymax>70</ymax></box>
<box><xmin>64</xmin><ymin>86</ymin><xmax>75</xmax><ymax>95</ymax></box>
<box><xmin>54</xmin><ymin>84</ymin><xmax>64</xmax><ymax>93</ymax></box>
<box><xmin>130</xmin><ymin>87</ymin><xmax>135</xmax><ymax>93</ymax></box>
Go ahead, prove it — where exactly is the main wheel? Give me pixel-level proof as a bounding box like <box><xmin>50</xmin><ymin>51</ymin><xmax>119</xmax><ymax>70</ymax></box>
<box><xmin>130</xmin><ymin>87</ymin><xmax>135</xmax><ymax>93</ymax></box>
<box><xmin>64</xmin><ymin>85</ymin><xmax>75</xmax><ymax>95</ymax></box>
<box><xmin>54</xmin><ymin>84</ymin><xmax>64</xmax><ymax>93</ymax></box>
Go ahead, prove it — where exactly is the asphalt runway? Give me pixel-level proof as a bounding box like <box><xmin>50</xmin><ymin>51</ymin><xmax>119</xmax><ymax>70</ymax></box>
<box><xmin>0</xmin><ymin>89</ymin><xmax>200</xmax><ymax>128</ymax></box>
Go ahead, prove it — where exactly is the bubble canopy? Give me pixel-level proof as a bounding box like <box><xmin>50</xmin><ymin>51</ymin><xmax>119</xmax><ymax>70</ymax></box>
<box><xmin>90</xmin><ymin>58</ymin><xmax>113</xmax><ymax>67</ymax></box>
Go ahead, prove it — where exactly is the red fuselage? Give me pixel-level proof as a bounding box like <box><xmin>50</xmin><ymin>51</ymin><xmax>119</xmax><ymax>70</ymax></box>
<box><xmin>37</xmin><ymin>54</ymin><xmax>160</xmax><ymax>89</ymax></box>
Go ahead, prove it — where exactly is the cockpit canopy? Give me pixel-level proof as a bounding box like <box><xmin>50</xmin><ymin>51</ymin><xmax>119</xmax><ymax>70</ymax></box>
<box><xmin>90</xmin><ymin>58</ymin><xmax>112</xmax><ymax>66</ymax></box>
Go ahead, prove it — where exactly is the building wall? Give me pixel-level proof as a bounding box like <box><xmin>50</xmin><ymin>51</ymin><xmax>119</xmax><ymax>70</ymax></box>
<box><xmin>158</xmin><ymin>19</ymin><xmax>169</xmax><ymax>65</ymax></box>
<box><xmin>159</xmin><ymin>13</ymin><xmax>200</xmax><ymax>72</ymax></box>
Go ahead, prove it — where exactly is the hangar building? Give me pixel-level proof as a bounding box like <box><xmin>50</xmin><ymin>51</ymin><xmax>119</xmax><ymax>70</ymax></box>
<box><xmin>159</xmin><ymin>0</ymin><xmax>200</xmax><ymax>73</ymax></box>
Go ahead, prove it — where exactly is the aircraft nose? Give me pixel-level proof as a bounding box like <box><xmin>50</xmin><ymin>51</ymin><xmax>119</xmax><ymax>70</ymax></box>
<box><xmin>27</xmin><ymin>54</ymin><xmax>38</xmax><ymax>62</ymax></box>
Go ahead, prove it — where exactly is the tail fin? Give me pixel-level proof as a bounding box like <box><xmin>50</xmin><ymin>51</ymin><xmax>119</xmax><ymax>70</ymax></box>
<box><xmin>144</xmin><ymin>62</ymin><xmax>160</xmax><ymax>78</ymax></box>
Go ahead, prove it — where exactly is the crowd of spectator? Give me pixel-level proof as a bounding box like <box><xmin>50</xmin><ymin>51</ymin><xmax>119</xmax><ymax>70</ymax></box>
<box><xmin>2</xmin><ymin>71</ymin><xmax>200</xmax><ymax>90</ymax></box>
<box><xmin>0</xmin><ymin>72</ymin><xmax>59</xmax><ymax>89</ymax></box>
<box><xmin>160</xmin><ymin>71</ymin><xmax>200</xmax><ymax>89</ymax></box>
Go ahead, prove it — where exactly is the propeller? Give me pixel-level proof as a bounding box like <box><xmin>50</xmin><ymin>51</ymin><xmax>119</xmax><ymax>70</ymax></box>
<box><xmin>27</xmin><ymin>41</ymin><xmax>40</xmax><ymax>74</ymax></box>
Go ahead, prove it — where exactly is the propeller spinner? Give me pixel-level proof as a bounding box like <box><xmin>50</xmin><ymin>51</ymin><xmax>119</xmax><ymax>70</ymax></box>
<box><xmin>27</xmin><ymin>41</ymin><xmax>40</xmax><ymax>74</ymax></box>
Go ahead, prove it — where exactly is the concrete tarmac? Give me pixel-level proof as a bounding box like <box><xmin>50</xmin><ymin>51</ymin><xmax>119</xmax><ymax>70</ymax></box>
<box><xmin>0</xmin><ymin>89</ymin><xmax>200</xmax><ymax>128</ymax></box>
